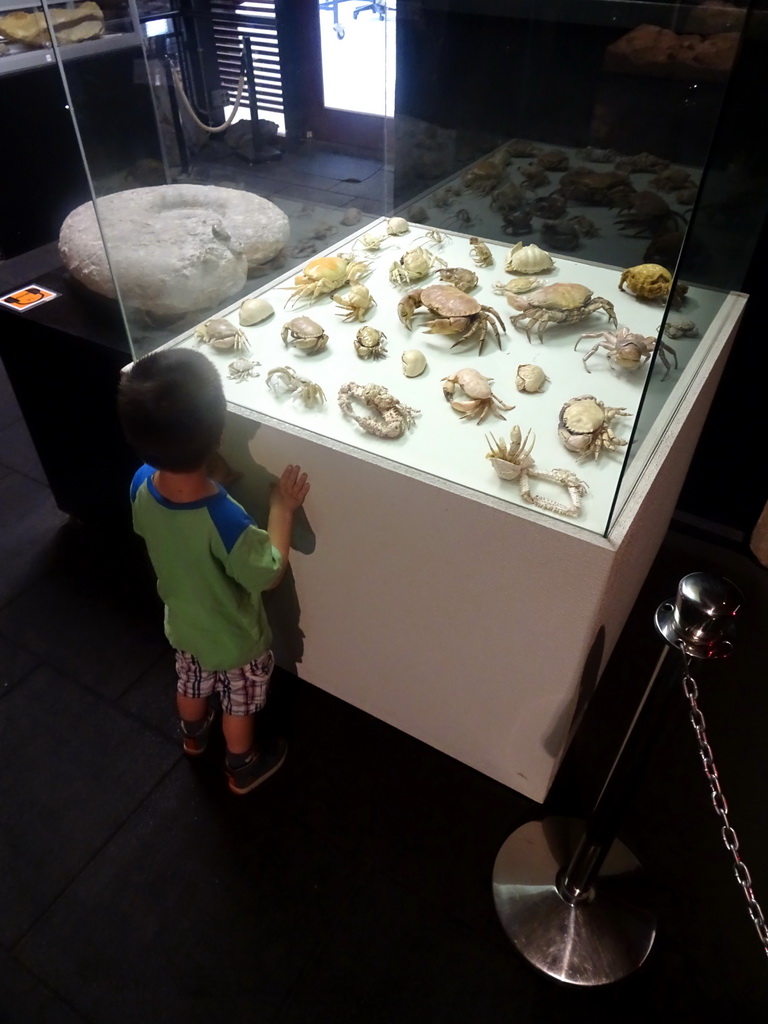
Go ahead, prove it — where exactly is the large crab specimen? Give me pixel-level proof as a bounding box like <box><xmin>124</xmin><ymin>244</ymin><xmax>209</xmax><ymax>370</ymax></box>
<box><xmin>266</xmin><ymin>365</ymin><xmax>326</xmax><ymax>406</ymax></box>
<box><xmin>619</xmin><ymin>263</ymin><xmax>688</xmax><ymax>307</ymax></box>
<box><xmin>389</xmin><ymin>247</ymin><xmax>447</xmax><ymax>286</ymax></box>
<box><xmin>462</xmin><ymin>159</ymin><xmax>506</xmax><ymax>195</ymax></box>
<box><xmin>557</xmin><ymin>168</ymin><xmax>635</xmax><ymax>207</ymax></box>
<box><xmin>283</xmin><ymin>254</ymin><xmax>371</xmax><ymax>306</ymax></box>
<box><xmin>558</xmin><ymin>395</ymin><xmax>631</xmax><ymax>461</ymax></box>
<box><xmin>509</xmin><ymin>282</ymin><xmax>617</xmax><ymax>343</ymax></box>
<box><xmin>486</xmin><ymin>427</ymin><xmax>588</xmax><ymax>518</ymax></box>
<box><xmin>338</xmin><ymin>382</ymin><xmax>419</xmax><ymax>439</ymax></box>
<box><xmin>576</xmin><ymin>327</ymin><xmax>678</xmax><ymax>381</ymax></box>
<box><xmin>195</xmin><ymin>318</ymin><xmax>249</xmax><ymax>352</ymax></box>
<box><xmin>281</xmin><ymin>316</ymin><xmax>329</xmax><ymax>354</ymax></box>
<box><xmin>441</xmin><ymin>368</ymin><xmax>515</xmax><ymax>424</ymax></box>
<box><xmin>614</xmin><ymin>191</ymin><xmax>685</xmax><ymax>238</ymax></box>
<box><xmin>398</xmin><ymin>284</ymin><xmax>507</xmax><ymax>355</ymax></box>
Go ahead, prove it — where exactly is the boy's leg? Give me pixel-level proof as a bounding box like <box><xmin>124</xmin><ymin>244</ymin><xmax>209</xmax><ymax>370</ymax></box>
<box><xmin>218</xmin><ymin>651</ymin><xmax>286</xmax><ymax>794</ymax></box>
<box><xmin>175</xmin><ymin>651</ymin><xmax>216</xmax><ymax>755</ymax></box>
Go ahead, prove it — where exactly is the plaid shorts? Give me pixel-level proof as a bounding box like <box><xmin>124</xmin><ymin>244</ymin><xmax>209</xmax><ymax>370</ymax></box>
<box><xmin>174</xmin><ymin>649</ymin><xmax>274</xmax><ymax>716</ymax></box>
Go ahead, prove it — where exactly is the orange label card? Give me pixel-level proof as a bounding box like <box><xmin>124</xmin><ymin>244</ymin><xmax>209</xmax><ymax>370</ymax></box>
<box><xmin>0</xmin><ymin>285</ymin><xmax>59</xmax><ymax>311</ymax></box>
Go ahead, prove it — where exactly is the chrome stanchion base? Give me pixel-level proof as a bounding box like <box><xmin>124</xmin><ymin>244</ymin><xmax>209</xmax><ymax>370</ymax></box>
<box><xmin>492</xmin><ymin>817</ymin><xmax>656</xmax><ymax>986</ymax></box>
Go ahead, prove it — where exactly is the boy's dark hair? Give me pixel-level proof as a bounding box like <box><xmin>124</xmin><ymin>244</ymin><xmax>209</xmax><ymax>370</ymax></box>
<box><xmin>118</xmin><ymin>349</ymin><xmax>226</xmax><ymax>472</ymax></box>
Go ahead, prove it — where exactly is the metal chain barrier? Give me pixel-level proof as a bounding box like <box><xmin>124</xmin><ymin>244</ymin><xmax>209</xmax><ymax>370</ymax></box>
<box><xmin>681</xmin><ymin>655</ymin><xmax>768</xmax><ymax>957</ymax></box>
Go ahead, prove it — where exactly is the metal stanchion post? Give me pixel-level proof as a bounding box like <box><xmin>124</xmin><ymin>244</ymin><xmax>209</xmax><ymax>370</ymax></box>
<box><xmin>492</xmin><ymin>573</ymin><xmax>743</xmax><ymax>986</ymax></box>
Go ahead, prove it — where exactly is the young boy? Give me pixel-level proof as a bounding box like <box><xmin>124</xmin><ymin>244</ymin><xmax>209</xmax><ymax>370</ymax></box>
<box><xmin>117</xmin><ymin>348</ymin><xmax>310</xmax><ymax>795</ymax></box>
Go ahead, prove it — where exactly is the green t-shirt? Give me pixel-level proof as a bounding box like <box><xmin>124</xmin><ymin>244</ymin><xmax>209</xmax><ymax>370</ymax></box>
<box><xmin>130</xmin><ymin>465</ymin><xmax>282</xmax><ymax>670</ymax></box>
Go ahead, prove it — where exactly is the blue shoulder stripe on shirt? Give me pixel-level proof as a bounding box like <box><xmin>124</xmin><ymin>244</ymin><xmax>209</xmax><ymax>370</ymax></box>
<box><xmin>130</xmin><ymin>464</ymin><xmax>154</xmax><ymax>502</ymax></box>
<box><xmin>207</xmin><ymin>491</ymin><xmax>256</xmax><ymax>555</ymax></box>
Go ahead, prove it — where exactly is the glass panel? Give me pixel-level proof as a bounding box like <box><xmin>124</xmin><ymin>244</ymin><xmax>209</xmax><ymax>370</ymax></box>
<box><xmin>10</xmin><ymin>0</ymin><xmax>759</xmax><ymax>539</ymax></box>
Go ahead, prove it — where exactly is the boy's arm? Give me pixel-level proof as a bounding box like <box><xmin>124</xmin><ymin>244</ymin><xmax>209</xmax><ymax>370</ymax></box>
<box><xmin>264</xmin><ymin>464</ymin><xmax>310</xmax><ymax>591</ymax></box>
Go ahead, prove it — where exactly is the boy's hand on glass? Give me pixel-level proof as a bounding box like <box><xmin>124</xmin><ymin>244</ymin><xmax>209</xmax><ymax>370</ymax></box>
<box><xmin>272</xmin><ymin>464</ymin><xmax>310</xmax><ymax>512</ymax></box>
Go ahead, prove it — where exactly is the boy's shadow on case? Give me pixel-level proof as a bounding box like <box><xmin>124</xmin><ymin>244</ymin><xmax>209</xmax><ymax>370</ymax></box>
<box><xmin>220</xmin><ymin>417</ymin><xmax>316</xmax><ymax>677</ymax></box>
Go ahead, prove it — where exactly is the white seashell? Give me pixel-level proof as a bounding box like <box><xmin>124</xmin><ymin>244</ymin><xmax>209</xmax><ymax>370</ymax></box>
<box><xmin>340</xmin><ymin>207</ymin><xmax>363</xmax><ymax>226</ymax></box>
<box><xmin>515</xmin><ymin>364</ymin><xmax>550</xmax><ymax>393</ymax></box>
<box><xmin>489</xmin><ymin>457</ymin><xmax>524</xmax><ymax>481</ymax></box>
<box><xmin>387</xmin><ymin>216</ymin><xmax>410</xmax><ymax>235</ymax></box>
<box><xmin>505</xmin><ymin>241</ymin><xmax>555</xmax><ymax>274</ymax></box>
<box><xmin>401</xmin><ymin>348</ymin><xmax>427</xmax><ymax>377</ymax></box>
<box><xmin>238</xmin><ymin>297</ymin><xmax>274</xmax><ymax>326</ymax></box>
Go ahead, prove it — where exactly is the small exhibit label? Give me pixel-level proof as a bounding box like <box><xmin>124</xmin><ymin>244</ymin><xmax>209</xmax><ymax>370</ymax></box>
<box><xmin>0</xmin><ymin>285</ymin><xmax>60</xmax><ymax>311</ymax></box>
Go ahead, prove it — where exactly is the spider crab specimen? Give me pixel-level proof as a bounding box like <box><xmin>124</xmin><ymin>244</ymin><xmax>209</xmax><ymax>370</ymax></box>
<box><xmin>195</xmin><ymin>318</ymin><xmax>249</xmax><ymax>352</ymax></box>
<box><xmin>389</xmin><ymin>247</ymin><xmax>447</xmax><ymax>286</ymax></box>
<box><xmin>509</xmin><ymin>282</ymin><xmax>617</xmax><ymax>343</ymax></box>
<box><xmin>281</xmin><ymin>316</ymin><xmax>329</xmax><ymax>354</ymax></box>
<box><xmin>441</xmin><ymin>368</ymin><xmax>514</xmax><ymax>424</ymax></box>
<box><xmin>266</xmin><ymin>366</ymin><xmax>326</xmax><ymax>406</ymax></box>
<box><xmin>338</xmin><ymin>382</ymin><xmax>419</xmax><ymax>439</ymax></box>
<box><xmin>558</xmin><ymin>395</ymin><xmax>631</xmax><ymax>460</ymax></box>
<box><xmin>227</xmin><ymin>358</ymin><xmax>261</xmax><ymax>382</ymax></box>
<box><xmin>283</xmin><ymin>254</ymin><xmax>371</xmax><ymax>305</ymax></box>
<box><xmin>398</xmin><ymin>284</ymin><xmax>506</xmax><ymax>355</ymax></box>
<box><xmin>576</xmin><ymin>327</ymin><xmax>678</xmax><ymax>380</ymax></box>
<box><xmin>462</xmin><ymin>159</ymin><xmax>506</xmax><ymax>195</ymax></box>
<box><xmin>333</xmin><ymin>283</ymin><xmax>376</xmax><ymax>322</ymax></box>
<box><xmin>486</xmin><ymin>427</ymin><xmax>588</xmax><ymax>518</ymax></box>
<box><xmin>619</xmin><ymin>263</ymin><xmax>688</xmax><ymax>306</ymax></box>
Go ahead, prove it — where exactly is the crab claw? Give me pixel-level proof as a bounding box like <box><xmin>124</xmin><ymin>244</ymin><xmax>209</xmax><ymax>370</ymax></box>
<box><xmin>397</xmin><ymin>290</ymin><xmax>423</xmax><ymax>330</ymax></box>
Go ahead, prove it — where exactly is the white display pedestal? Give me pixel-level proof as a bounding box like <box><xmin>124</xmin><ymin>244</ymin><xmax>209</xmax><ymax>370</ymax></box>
<box><xmin>216</xmin><ymin>290</ymin><xmax>744</xmax><ymax>803</ymax></box>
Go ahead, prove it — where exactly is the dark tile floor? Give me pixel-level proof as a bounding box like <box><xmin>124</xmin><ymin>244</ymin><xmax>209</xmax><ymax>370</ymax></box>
<box><xmin>1</xmin><ymin>355</ymin><xmax>768</xmax><ymax>1023</ymax></box>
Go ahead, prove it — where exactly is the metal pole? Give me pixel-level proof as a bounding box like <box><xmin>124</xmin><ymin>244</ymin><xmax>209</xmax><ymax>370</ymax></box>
<box><xmin>492</xmin><ymin>572</ymin><xmax>743</xmax><ymax>986</ymax></box>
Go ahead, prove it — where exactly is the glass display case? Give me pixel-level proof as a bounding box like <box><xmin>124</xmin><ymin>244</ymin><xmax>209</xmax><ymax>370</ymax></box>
<box><xmin>0</xmin><ymin>0</ymin><xmax>764</xmax><ymax>537</ymax></box>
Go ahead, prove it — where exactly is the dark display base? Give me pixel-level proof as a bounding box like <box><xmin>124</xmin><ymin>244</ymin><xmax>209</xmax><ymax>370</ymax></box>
<box><xmin>0</xmin><ymin>246</ymin><xmax>137</xmax><ymax>526</ymax></box>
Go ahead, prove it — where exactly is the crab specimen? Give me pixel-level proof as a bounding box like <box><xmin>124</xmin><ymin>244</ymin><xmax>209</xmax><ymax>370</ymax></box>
<box><xmin>576</xmin><ymin>327</ymin><xmax>678</xmax><ymax>380</ymax></box>
<box><xmin>540</xmin><ymin>219</ymin><xmax>580</xmax><ymax>252</ymax></box>
<box><xmin>443</xmin><ymin>208</ymin><xmax>475</xmax><ymax>230</ymax></box>
<box><xmin>398</xmin><ymin>284</ymin><xmax>506</xmax><ymax>355</ymax></box>
<box><xmin>283</xmin><ymin>254</ymin><xmax>371</xmax><ymax>305</ymax></box>
<box><xmin>338</xmin><ymin>382</ymin><xmax>419</xmax><ymax>439</ymax></box>
<box><xmin>575</xmin><ymin>147</ymin><xmax>618</xmax><ymax>163</ymax></box>
<box><xmin>418</xmin><ymin>228</ymin><xmax>448</xmax><ymax>248</ymax></box>
<box><xmin>486</xmin><ymin>427</ymin><xmax>588</xmax><ymax>518</ymax></box>
<box><xmin>515</xmin><ymin>364</ymin><xmax>550</xmax><ymax>393</ymax></box>
<box><xmin>353</xmin><ymin>326</ymin><xmax>387</xmax><ymax>360</ymax></box>
<box><xmin>437</xmin><ymin>267</ymin><xmax>478</xmax><ymax>292</ymax></box>
<box><xmin>386</xmin><ymin>217</ymin><xmax>410</xmax><ymax>236</ymax></box>
<box><xmin>661</xmin><ymin>318</ymin><xmax>698</xmax><ymax>339</ymax></box>
<box><xmin>509</xmin><ymin>283</ymin><xmax>617</xmax><ymax>343</ymax></box>
<box><xmin>353</xmin><ymin>232</ymin><xmax>390</xmax><ymax>252</ymax></box>
<box><xmin>558</xmin><ymin>395</ymin><xmax>631</xmax><ymax>460</ymax></box>
<box><xmin>266</xmin><ymin>365</ymin><xmax>326</xmax><ymax>406</ymax></box>
<box><xmin>333</xmin><ymin>283</ymin><xmax>376</xmax><ymax>322</ymax></box>
<box><xmin>614</xmin><ymin>191</ymin><xmax>684</xmax><ymax>238</ymax></box>
<box><xmin>389</xmin><ymin>247</ymin><xmax>447</xmax><ymax>286</ymax></box>
<box><xmin>462</xmin><ymin>160</ymin><xmax>506</xmax><ymax>195</ymax></box>
<box><xmin>469</xmin><ymin>237</ymin><xmax>493</xmax><ymax>267</ymax></box>
<box><xmin>490</xmin><ymin>181</ymin><xmax>528</xmax><ymax>217</ymax></box>
<box><xmin>227</xmin><ymin>358</ymin><xmax>261</xmax><ymax>382</ymax></box>
<box><xmin>619</xmin><ymin>263</ymin><xmax>688</xmax><ymax>306</ymax></box>
<box><xmin>650</xmin><ymin>168</ymin><xmax>697</xmax><ymax>193</ymax></box>
<box><xmin>504</xmin><ymin>241</ymin><xmax>555</xmax><ymax>274</ymax></box>
<box><xmin>238</xmin><ymin>297</ymin><xmax>274</xmax><ymax>327</ymax></box>
<box><xmin>536</xmin><ymin>148</ymin><xmax>570</xmax><ymax>172</ymax></box>
<box><xmin>520</xmin><ymin>164</ymin><xmax>551</xmax><ymax>189</ymax></box>
<box><xmin>529</xmin><ymin>194</ymin><xmax>566</xmax><ymax>220</ymax></box>
<box><xmin>557</xmin><ymin>168</ymin><xmax>635</xmax><ymax>206</ymax></box>
<box><xmin>281</xmin><ymin>316</ymin><xmax>329</xmax><ymax>354</ymax></box>
<box><xmin>401</xmin><ymin>349</ymin><xmax>427</xmax><ymax>377</ymax></box>
<box><xmin>501</xmin><ymin>140</ymin><xmax>540</xmax><ymax>159</ymax></box>
<box><xmin>567</xmin><ymin>215</ymin><xmax>599</xmax><ymax>238</ymax></box>
<box><xmin>614</xmin><ymin>152</ymin><xmax>670</xmax><ymax>174</ymax></box>
<box><xmin>441</xmin><ymin>368</ymin><xmax>514</xmax><ymax>424</ymax></box>
<box><xmin>195</xmin><ymin>318</ymin><xmax>249</xmax><ymax>352</ymax></box>
<box><xmin>501</xmin><ymin>209</ymin><xmax>534</xmax><ymax>236</ymax></box>
<box><xmin>493</xmin><ymin>277</ymin><xmax>542</xmax><ymax>301</ymax></box>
